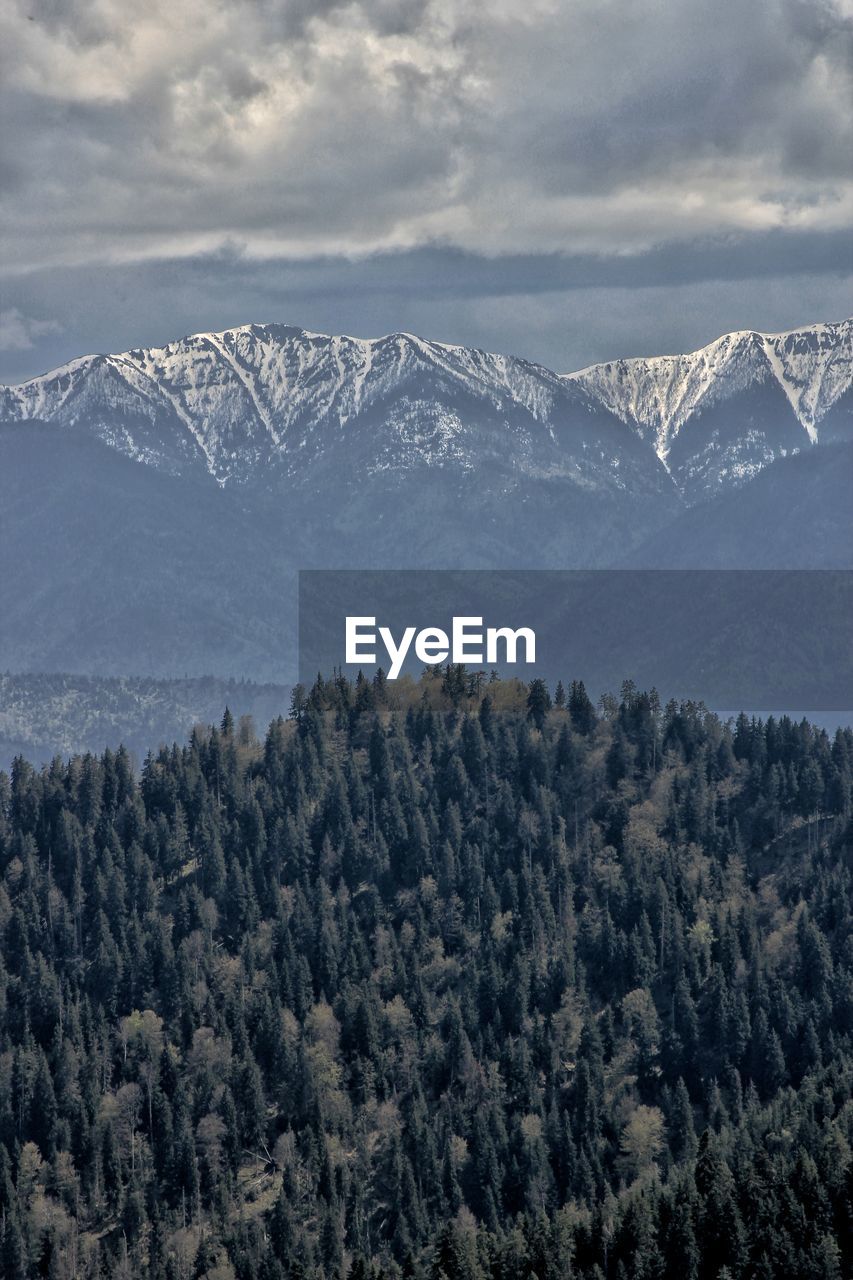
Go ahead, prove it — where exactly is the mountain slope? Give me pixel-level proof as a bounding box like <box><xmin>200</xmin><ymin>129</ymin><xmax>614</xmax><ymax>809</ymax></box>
<box><xmin>0</xmin><ymin>420</ymin><xmax>677</xmax><ymax>682</ymax></box>
<box><xmin>623</xmin><ymin>441</ymin><xmax>853</xmax><ymax>569</ymax></box>
<box><xmin>0</xmin><ymin>424</ymin><xmax>302</xmax><ymax>680</ymax></box>
<box><xmin>0</xmin><ymin>324</ymin><xmax>672</xmax><ymax>503</ymax></box>
<box><xmin>565</xmin><ymin>318</ymin><xmax>852</xmax><ymax>499</ymax></box>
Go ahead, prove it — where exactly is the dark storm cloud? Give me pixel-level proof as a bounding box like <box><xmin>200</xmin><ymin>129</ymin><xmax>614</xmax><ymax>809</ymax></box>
<box><xmin>0</xmin><ymin>0</ymin><xmax>850</xmax><ymax>376</ymax></box>
<box><xmin>2</xmin><ymin>233</ymin><xmax>850</xmax><ymax>384</ymax></box>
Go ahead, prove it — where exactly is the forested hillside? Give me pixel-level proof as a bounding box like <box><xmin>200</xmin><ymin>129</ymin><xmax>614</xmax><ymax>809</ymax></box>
<box><xmin>0</xmin><ymin>674</ymin><xmax>290</xmax><ymax>773</ymax></box>
<box><xmin>1</xmin><ymin>671</ymin><xmax>851</xmax><ymax>1279</ymax></box>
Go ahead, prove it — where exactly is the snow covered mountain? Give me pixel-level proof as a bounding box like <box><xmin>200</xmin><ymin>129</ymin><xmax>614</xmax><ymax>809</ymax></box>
<box><xmin>565</xmin><ymin>319</ymin><xmax>853</xmax><ymax>498</ymax></box>
<box><xmin>1</xmin><ymin>318</ymin><xmax>850</xmax><ymax>680</ymax></box>
<box><xmin>4</xmin><ymin>319</ymin><xmax>850</xmax><ymax>505</ymax></box>
<box><xmin>0</xmin><ymin>324</ymin><xmax>667</xmax><ymax>501</ymax></box>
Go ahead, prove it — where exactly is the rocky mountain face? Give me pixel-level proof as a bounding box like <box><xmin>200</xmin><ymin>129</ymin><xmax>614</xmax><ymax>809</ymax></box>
<box><xmin>566</xmin><ymin>319</ymin><xmax>852</xmax><ymax>499</ymax></box>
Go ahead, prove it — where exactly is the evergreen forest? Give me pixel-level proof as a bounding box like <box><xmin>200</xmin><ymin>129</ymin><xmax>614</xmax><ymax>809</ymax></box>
<box><xmin>1</xmin><ymin>668</ymin><xmax>851</xmax><ymax>1279</ymax></box>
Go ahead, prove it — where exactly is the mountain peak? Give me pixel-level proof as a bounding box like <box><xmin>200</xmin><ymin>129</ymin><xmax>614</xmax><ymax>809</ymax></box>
<box><xmin>564</xmin><ymin>317</ymin><xmax>853</xmax><ymax>458</ymax></box>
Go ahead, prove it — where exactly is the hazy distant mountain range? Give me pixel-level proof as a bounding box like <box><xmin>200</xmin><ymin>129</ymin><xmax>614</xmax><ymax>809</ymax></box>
<box><xmin>1</xmin><ymin>318</ymin><xmax>851</xmax><ymax>687</ymax></box>
<box><xmin>0</xmin><ymin>673</ymin><xmax>289</xmax><ymax>771</ymax></box>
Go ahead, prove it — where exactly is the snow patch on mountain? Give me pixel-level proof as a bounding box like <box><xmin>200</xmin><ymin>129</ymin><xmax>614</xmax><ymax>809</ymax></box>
<box><xmin>564</xmin><ymin>319</ymin><xmax>852</xmax><ymax>459</ymax></box>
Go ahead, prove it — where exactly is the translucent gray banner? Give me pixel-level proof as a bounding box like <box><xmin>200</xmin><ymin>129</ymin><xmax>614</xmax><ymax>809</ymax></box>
<box><xmin>298</xmin><ymin>569</ymin><xmax>852</xmax><ymax>712</ymax></box>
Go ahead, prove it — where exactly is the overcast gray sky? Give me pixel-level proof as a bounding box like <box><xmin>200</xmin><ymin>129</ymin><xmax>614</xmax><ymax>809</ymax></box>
<box><xmin>1</xmin><ymin>0</ymin><xmax>851</xmax><ymax>383</ymax></box>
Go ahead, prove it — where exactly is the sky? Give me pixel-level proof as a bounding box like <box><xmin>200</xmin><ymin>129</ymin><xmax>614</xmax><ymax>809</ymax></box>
<box><xmin>1</xmin><ymin>0</ymin><xmax>852</xmax><ymax>384</ymax></box>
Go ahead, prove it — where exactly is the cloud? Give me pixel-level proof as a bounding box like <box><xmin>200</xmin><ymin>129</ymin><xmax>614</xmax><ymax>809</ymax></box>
<box><xmin>1</xmin><ymin>1</ymin><xmax>850</xmax><ymax>383</ymax></box>
<box><xmin>1</xmin><ymin>242</ymin><xmax>850</xmax><ymax>385</ymax></box>
<box><xmin>0</xmin><ymin>308</ymin><xmax>60</xmax><ymax>351</ymax></box>
<box><xmin>0</xmin><ymin>0</ymin><xmax>851</xmax><ymax>272</ymax></box>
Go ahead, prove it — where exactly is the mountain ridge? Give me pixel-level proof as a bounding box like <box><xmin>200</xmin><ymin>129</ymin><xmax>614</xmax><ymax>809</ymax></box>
<box><xmin>3</xmin><ymin>316</ymin><xmax>850</xmax><ymax>503</ymax></box>
<box><xmin>565</xmin><ymin>318</ymin><xmax>852</xmax><ymax>445</ymax></box>
<box><xmin>1</xmin><ymin>320</ymin><xmax>850</xmax><ymax>684</ymax></box>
